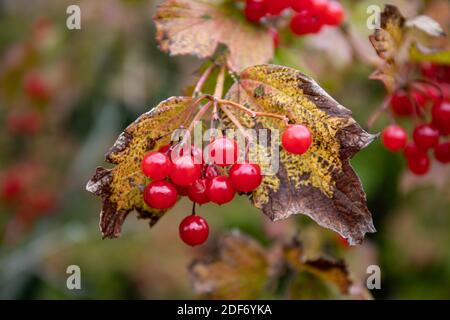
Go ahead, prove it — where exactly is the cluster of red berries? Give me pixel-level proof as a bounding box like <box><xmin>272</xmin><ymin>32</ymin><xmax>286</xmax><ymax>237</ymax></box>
<box><xmin>381</xmin><ymin>64</ymin><xmax>450</xmax><ymax>175</ymax></box>
<box><xmin>140</xmin><ymin>124</ymin><xmax>312</xmax><ymax>246</ymax></box>
<box><xmin>243</xmin><ymin>0</ymin><xmax>344</xmax><ymax>45</ymax></box>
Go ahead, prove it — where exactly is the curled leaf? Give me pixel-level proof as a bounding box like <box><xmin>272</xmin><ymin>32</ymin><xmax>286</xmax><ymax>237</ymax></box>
<box><xmin>224</xmin><ymin>64</ymin><xmax>376</xmax><ymax>245</ymax></box>
<box><xmin>189</xmin><ymin>231</ymin><xmax>269</xmax><ymax>299</ymax></box>
<box><xmin>86</xmin><ymin>96</ymin><xmax>198</xmax><ymax>238</ymax></box>
<box><xmin>154</xmin><ymin>0</ymin><xmax>273</xmax><ymax>71</ymax></box>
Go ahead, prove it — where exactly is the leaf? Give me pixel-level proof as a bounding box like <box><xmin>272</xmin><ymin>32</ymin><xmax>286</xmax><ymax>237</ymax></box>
<box><xmin>223</xmin><ymin>64</ymin><xmax>376</xmax><ymax>245</ymax></box>
<box><xmin>86</xmin><ymin>96</ymin><xmax>198</xmax><ymax>239</ymax></box>
<box><xmin>409</xmin><ymin>44</ymin><xmax>450</xmax><ymax>65</ymax></box>
<box><xmin>405</xmin><ymin>15</ymin><xmax>446</xmax><ymax>38</ymax></box>
<box><xmin>153</xmin><ymin>0</ymin><xmax>274</xmax><ymax>71</ymax></box>
<box><xmin>189</xmin><ymin>231</ymin><xmax>269</xmax><ymax>299</ymax></box>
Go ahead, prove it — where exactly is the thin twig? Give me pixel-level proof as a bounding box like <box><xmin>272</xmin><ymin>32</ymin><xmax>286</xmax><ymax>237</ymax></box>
<box><xmin>219</xmin><ymin>104</ymin><xmax>254</xmax><ymax>143</ymax></box>
<box><xmin>217</xmin><ymin>99</ymin><xmax>289</xmax><ymax>124</ymax></box>
<box><xmin>193</xmin><ymin>64</ymin><xmax>215</xmax><ymax>97</ymax></box>
<box><xmin>367</xmin><ymin>95</ymin><xmax>392</xmax><ymax>128</ymax></box>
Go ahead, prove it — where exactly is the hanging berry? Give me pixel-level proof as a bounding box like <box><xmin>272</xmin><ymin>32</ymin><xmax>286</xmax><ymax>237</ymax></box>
<box><xmin>179</xmin><ymin>215</ymin><xmax>209</xmax><ymax>246</ymax></box>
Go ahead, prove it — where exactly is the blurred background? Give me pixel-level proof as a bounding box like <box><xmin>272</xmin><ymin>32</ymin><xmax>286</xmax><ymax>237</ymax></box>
<box><xmin>0</xmin><ymin>0</ymin><xmax>449</xmax><ymax>299</ymax></box>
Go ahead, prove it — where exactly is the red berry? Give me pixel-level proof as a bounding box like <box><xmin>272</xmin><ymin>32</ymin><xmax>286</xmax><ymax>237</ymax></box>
<box><xmin>406</xmin><ymin>153</ymin><xmax>430</xmax><ymax>175</ymax></box>
<box><xmin>179</xmin><ymin>215</ymin><xmax>209</xmax><ymax>246</ymax></box>
<box><xmin>143</xmin><ymin>180</ymin><xmax>177</xmax><ymax>209</ymax></box>
<box><xmin>410</xmin><ymin>88</ymin><xmax>428</xmax><ymax>110</ymax></box>
<box><xmin>229</xmin><ymin>163</ymin><xmax>262</xmax><ymax>192</ymax></box>
<box><xmin>268</xmin><ymin>27</ymin><xmax>280</xmax><ymax>49</ymax></box>
<box><xmin>323</xmin><ymin>1</ymin><xmax>345</xmax><ymax>26</ymax></box>
<box><xmin>434</xmin><ymin>142</ymin><xmax>450</xmax><ymax>164</ymax></box>
<box><xmin>404</xmin><ymin>142</ymin><xmax>426</xmax><ymax>160</ymax></box>
<box><xmin>24</xmin><ymin>72</ymin><xmax>50</xmax><ymax>101</ymax></box>
<box><xmin>266</xmin><ymin>0</ymin><xmax>291</xmax><ymax>16</ymax></box>
<box><xmin>141</xmin><ymin>152</ymin><xmax>172</xmax><ymax>181</ymax></box>
<box><xmin>188</xmin><ymin>179</ymin><xmax>210</xmax><ymax>205</ymax></box>
<box><xmin>206</xmin><ymin>176</ymin><xmax>236</xmax><ymax>205</ymax></box>
<box><xmin>6</xmin><ymin>111</ymin><xmax>42</xmax><ymax>136</ymax></box>
<box><xmin>281</xmin><ymin>124</ymin><xmax>312</xmax><ymax>155</ymax></box>
<box><xmin>381</xmin><ymin>125</ymin><xmax>408</xmax><ymax>152</ymax></box>
<box><xmin>173</xmin><ymin>183</ymin><xmax>190</xmax><ymax>196</ymax></box>
<box><xmin>1</xmin><ymin>176</ymin><xmax>23</xmax><ymax>201</ymax></box>
<box><xmin>432</xmin><ymin>102</ymin><xmax>450</xmax><ymax>135</ymax></box>
<box><xmin>204</xmin><ymin>165</ymin><xmax>219</xmax><ymax>179</ymax></box>
<box><xmin>290</xmin><ymin>11</ymin><xmax>322</xmax><ymax>35</ymax></box>
<box><xmin>391</xmin><ymin>90</ymin><xmax>413</xmax><ymax>116</ymax></box>
<box><xmin>171</xmin><ymin>144</ymin><xmax>203</xmax><ymax>164</ymax></box>
<box><xmin>208</xmin><ymin>137</ymin><xmax>238</xmax><ymax>167</ymax></box>
<box><xmin>413</xmin><ymin>124</ymin><xmax>439</xmax><ymax>150</ymax></box>
<box><xmin>158</xmin><ymin>144</ymin><xmax>171</xmax><ymax>154</ymax></box>
<box><xmin>244</xmin><ymin>0</ymin><xmax>267</xmax><ymax>23</ymax></box>
<box><xmin>170</xmin><ymin>156</ymin><xmax>202</xmax><ymax>186</ymax></box>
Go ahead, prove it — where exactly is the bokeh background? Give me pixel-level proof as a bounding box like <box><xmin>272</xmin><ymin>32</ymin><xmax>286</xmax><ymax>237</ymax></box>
<box><xmin>0</xmin><ymin>0</ymin><xmax>449</xmax><ymax>299</ymax></box>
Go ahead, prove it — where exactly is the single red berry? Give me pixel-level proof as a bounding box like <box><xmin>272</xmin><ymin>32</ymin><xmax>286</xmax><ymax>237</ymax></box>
<box><xmin>434</xmin><ymin>142</ymin><xmax>450</xmax><ymax>164</ymax></box>
<box><xmin>323</xmin><ymin>1</ymin><xmax>345</xmax><ymax>26</ymax></box>
<box><xmin>170</xmin><ymin>156</ymin><xmax>202</xmax><ymax>186</ymax></box>
<box><xmin>6</xmin><ymin>111</ymin><xmax>42</xmax><ymax>136</ymax></box>
<box><xmin>244</xmin><ymin>0</ymin><xmax>267</xmax><ymax>23</ymax></box>
<box><xmin>404</xmin><ymin>142</ymin><xmax>426</xmax><ymax>160</ymax></box>
<box><xmin>24</xmin><ymin>72</ymin><xmax>50</xmax><ymax>101</ymax></box>
<box><xmin>391</xmin><ymin>90</ymin><xmax>413</xmax><ymax>116</ymax></box>
<box><xmin>158</xmin><ymin>144</ymin><xmax>171</xmax><ymax>154</ymax></box>
<box><xmin>381</xmin><ymin>124</ymin><xmax>408</xmax><ymax>152</ymax></box>
<box><xmin>179</xmin><ymin>215</ymin><xmax>209</xmax><ymax>246</ymax></box>
<box><xmin>413</xmin><ymin>124</ymin><xmax>440</xmax><ymax>150</ymax></box>
<box><xmin>143</xmin><ymin>180</ymin><xmax>177</xmax><ymax>209</ymax></box>
<box><xmin>281</xmin><ymin>124</ymin><xmax>312</xmax><ymax>155</ymax></box>
<box><xmin>1</xmin><ymin>176</ymin><xmax>23</xmax><ymax>201</ymax></box>
<box><xmin>432</xmin><ymin>102</ymin><xmax>450</xmax><ymax>135</ymax></box>
<box><xmin>266</xmin><ymin>0</ymin><xmax>291</xmax><ymax>16</ymax></box>
<box><xmin>206</xmin><ymin>176</ymin><xmax>236</xmax><ymax>205</ymax></box>
<box><xmin>290</xmin><ymin>11</ymin><xmax>322</xmax><ymax>35</ymax></box>
<box><xmin>268</xmin><ymin>27</ymin><xmax>280</xmax><ymax>49</ymax></box>
<box><xmin>229</xmin><ymin>163</ymin><xmax>262</xmax><ymax>192</ymax></box>
<box><xmin>188</xmin><ymin>179</ymin><xmax>210</xmax><ymax>205</ymax></box>
<box><xmin>208</xmin><ymin>137</ymin><xmax>238</xmax><ymax>167</ymax></box>
<box><xmin>410</xmin><ymin>88</ymin><xmax>428</xmax><ymax>110</ymax></box>
<box><xmin>171</xmin><ymin>144</ymin><xmax>203</xmax><ymax>164</ymax></box>
<box><xmin>406</xmin><ymin>153</ymin><xmax>430</xmax><ymax>175</ymax></box>
<box><xmin>141</xmin><ymin>151</ymin><xmax>172</xmax><ymax>180</ymax></box>
<box><xmin>173</xmin><ymin>183</ymin><xmax>190</xmax><ymax>196</ymax></box>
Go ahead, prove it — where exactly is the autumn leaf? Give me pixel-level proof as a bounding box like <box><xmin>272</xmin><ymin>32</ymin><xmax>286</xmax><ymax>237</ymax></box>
<box><xmin>368</xmin><ymin>5</ymin><xmax>446</xmax><ymax>91</ymax></box>
<box><xmin>189</xmin><ymin>231</ymin><xmax>355</xmax><ymax>299</ymax></box>
<box><xmin>153</xmin><ymin>0</ymin><xmax>273</xmax><ymax>71</ymax></box>
<box><xmin>223</xmin><ymin>64</ymin><xmax>376</xmax><ymax>245</ymax></box>
<box><xmin>86</xmin><ymin>96</ymin><xmax>199</xmax><ymax>239</ymax></box>
<box><xmin>189</xmin><ymin>231</ymin><xmax>269</xmax><ymax>299</ymax></box>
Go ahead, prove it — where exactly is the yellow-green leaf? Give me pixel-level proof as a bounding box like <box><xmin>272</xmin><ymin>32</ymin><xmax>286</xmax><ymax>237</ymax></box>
<box><xmin>86</xmin><ymin>96</ymin><xmax>198</xmax><ymax>238</ymax></box>
<box><xmin>224</xmin><ymin>64</ymin><xmax>376</xmax><ymax>245</ymax></box>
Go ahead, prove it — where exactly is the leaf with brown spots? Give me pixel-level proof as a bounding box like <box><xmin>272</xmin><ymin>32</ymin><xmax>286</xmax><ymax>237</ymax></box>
<box><xmin>86</xmin><ymin>96</ymin><xmax>198</xmax><ymax>239</ymax></box>
<box><xmin>189</xmin><ymin>231</ymin><xmax>269</xmax><ymax>299</ymax></box>
<box><xmin>223</xmin><ymin>64</ymin><xmax>376</xmax><ymax>245</ymax></box>
<box><xmin>153</xmin><ymin>0</ymin><xmax>273</xmax><ymax>71</ymax></box>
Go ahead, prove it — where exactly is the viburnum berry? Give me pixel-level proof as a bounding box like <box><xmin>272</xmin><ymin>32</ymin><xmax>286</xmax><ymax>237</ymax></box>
<box><xmin>294</xmin><ymin>0</ymin><xmax>328</xmax><ymax>14</ymax></box>
<box><xmin>171</xmin><ymin>144</ymin><xmax>203</xmax><ymax>164</ymax></box>
<box><xmin>404</xmin><ymin>142</ymin><xmax>426</xmax><ymax>160</ymax></box>
<box><xmin>208</xmin><ymin>137</ymin><xmax>238</xmax><ymax>167</ymax></box>
<box><xmin>143</xmin><ymin>180</ymin><xmax>177</xmax><ymax>209</ymax></box>
<box><xmin>281</xmin><ymin>124</ymin><xmax>312</xmax><ymax>155</ymax></box>
<box><xmin>391</xmin><ymin>89</ymin><xmax>413</xmax><ymax>116</ymax></box>
<box><xmin>173</xmin><ymin>183</ymin><xmax>190</xmax><ymax>196</ymax></box>
<box><xmin>206</xmin><ymin>176</ymin><xmax>236</xmax><ymax>205</ymax></box>
<box><xmin>410</xmin><ymin>88</ymin><xmax>428</xmax><ymax>110</ymax></box>
<box><xmin>204</xmin><ymin>165</ymin><xmax>219</xmax><ymax>179</ymax></box>
<box><xmin>434</xmin><ymin>142</ymin><xmax>450</xmax><ymax>164</ymax></box>
<box><xmin>432</xmin><ymin>102</ymin><xmax>450</xmax><ymax>135</ymax></box>
<box><xmin>141</xmin><ymin>151</ymin><xmax>172</xmax><ymax>181</ymax></box>
<box><xmin>1</xmin><ymin>175</ymin><xmax>23</xmax><ymax>201</ymax></box>
<box><xmin>406</xmin><ymin>153</ymin><xmax>430</xmax><ymax>175</ymax></box>
<box><xmin>179</xmin><ymin>215</ymin><xmax>209</xmax><ymax>246</ymax></box>
<box><xmin>158</xmin><ymin>144</ymin><xmax>171</xmax><ymax>154</ymax></box>
<box><xmin>244</xmin><ymin>0</ymin><xmax>267</xmax><ymax>23</ymax></box>
<box><xmin>413</xmin><ymin>124</ymin><xmax>439</xmax><ymax>150</ymax></box>
<box><xmin>290</xmin><ymin>11</ymin><xmax>322</xmax><ymax>35</ymax></box>
<box><xmin>170</xmin><ymin>156</ymin><xmax>202</xmax><ymax>186</ymax></box>
<box><xmin>24</xmin><ymin>72</ymin><xmax>50</xmax><ymax>101</ymax></box>
<box><xmin>381</xmin><ymin>124</ymin><xmax>408</xmax><ymax>152</ymax></box>
<box><xmin>6</xmin><ymin>111</ymin><xmax>42</xmax><ymax>136</ymax></box>
<box><xmin>323</xmin><ymin>1</ymin><xmax>344</xmax><ymax>26</ymax></box>
<box><xmin>229</xmin><ymin>163</ymin><xmax>262</xmax><ymax>192</ymax></box>
<box><xmin>266</xmin><ymin>0</ymin><xmax>291</xmax><ymax>16</ymax></box>
<box><xmin>188</xmin><ymin>178</ymin><xmax>210</xmax><ymax>205</ymax></box>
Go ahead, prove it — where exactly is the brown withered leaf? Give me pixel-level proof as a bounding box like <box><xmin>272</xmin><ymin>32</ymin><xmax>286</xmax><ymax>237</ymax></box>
<box><xmin>224</xmin><ymin>64</ymin><xmax>376</xmax><ymax>245</ymax></box>
<box><xmin>86</xmin><ymin>97</ymin><xmax>198</xmax><ymax>239</ymax></box>
<box><xmin>284</xmin><ymin>239</ymin><xmax>351</xmax><ymax>295</ymax></box>
<box><xmin>153</xmin><ymin>0</ymin><xmax>273</xmax><ymax>71</ymax></box>
<box><xmin>368</xmin><ymin>5</ymin><xmax>445</xmax><ymax>91</ymax></box>
<box><xmin>189</xmin><ymin>231</ymin><xmax>269</xmax><ymax>299</ymax></box>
